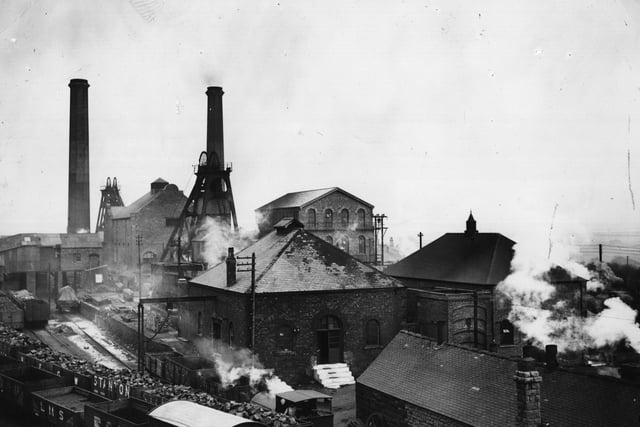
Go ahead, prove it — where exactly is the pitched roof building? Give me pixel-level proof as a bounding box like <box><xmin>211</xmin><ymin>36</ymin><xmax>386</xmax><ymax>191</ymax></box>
<box><xmin>254</xmin><ymin>188</ymin><xmax>376</xmax><ymax>263</ymax></box>
<box><xmin>357</xmin><ymin>331</ymin><xmax>640</xmax><ymax>427</ymax></box>
<box><xmin>180</xmin><ymin>219</ymin><xmax>407</xmax><ymax>383</ymax></box>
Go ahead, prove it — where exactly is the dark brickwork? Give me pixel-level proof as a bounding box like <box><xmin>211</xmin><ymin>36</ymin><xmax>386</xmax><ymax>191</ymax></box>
<box><xmin>356</xmin><ymin>383</ymin><xmax>469</xmax><ymax>427</ymax></box>
<box><xmin>175</xmin><ymin>284</ymin><xmax>406</xmax><ymax>384</ymax></box>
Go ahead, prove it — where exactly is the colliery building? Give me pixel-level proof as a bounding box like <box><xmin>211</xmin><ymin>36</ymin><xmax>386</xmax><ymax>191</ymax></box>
<box><xmin>102</xmin><ymin>178</ymin><xmax>186</xmax><ymax>275</ymax></box>
<box><xmin>177</xmin><ymin>218</ymin><xmax>406</xmax><ymax>384</ymax></box>
<box><xmin>255</xmin><ymin>187</ymin><xmax>376</xmax><ymax>264</ymax></box>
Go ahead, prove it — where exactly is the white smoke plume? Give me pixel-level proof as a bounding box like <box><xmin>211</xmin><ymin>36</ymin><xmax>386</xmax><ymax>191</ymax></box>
<box><xmin>196</xmin><ymin>217</ymin><xmax>259</xmax><ymax>266</ymax></box>
<box><xmin>497</xmin><ymin>242</ymin><xmax>640</xmax><ymax>354</ymax></box>
<box><xmin>194</xmin><ymin>338</ymin><xmax>293</xmax><ymax>398</ymax></box>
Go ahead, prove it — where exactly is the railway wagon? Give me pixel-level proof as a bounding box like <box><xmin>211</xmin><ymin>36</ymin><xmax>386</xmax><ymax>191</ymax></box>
<box><xmin>143</xmin><ymin>351</ymin><xmax>178</xmax><ymax>380</ymax></box>
<box><xmin>0</xmin><ymin>354</ymin><xmax>22</xmax><ymax>372</ymax></box>
<box><xmin>31</xmin><ymin>386</ymin><xmax>109</xmax><ymax>427</ymax></box>
<box><xmin>0</xmin><ymin>294</ymin><xmax>24</xmax><ymax>330</ymax></box>
<box><xmin>19</xmin><ymin>351</ymin><xmax>94</xmax><ymax>390</ymax></box>
<box><xmin>0</xmin><ymin>366</ymin><xmax>72</xmax><ymax>409</ymax></box>
<box><xmin>84</xmin><ymin>398</ymin><xmax>156</xmax><ymax>427</ymax></box>
<box><xmin>9</xmin><ymin>291</ymin><xmax>50</xmax><ymax>326</ymax></box>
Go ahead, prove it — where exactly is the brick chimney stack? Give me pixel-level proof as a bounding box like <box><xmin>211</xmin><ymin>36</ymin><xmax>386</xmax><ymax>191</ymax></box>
<box><xmin>514</xmin><ymin>357</ymin><xmax>542</xmax><ymax>427</ymax></box>
<box><xmin>226</xmin><ymin>247</ymin><xmax>236</xmax><ymax>286</ymax></box>
<box><xmin>67</xmin><ymin>78</ymin><xmax>91</xmax><ymax>234</ymax></box>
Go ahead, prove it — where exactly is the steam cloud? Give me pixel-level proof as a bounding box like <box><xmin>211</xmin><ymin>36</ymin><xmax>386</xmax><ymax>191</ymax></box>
<box><xmin>497</xmin><ymin>243</ymin><xmax>640</xmax><ymax>354</ymax></box>
<box><xmin>197</xmin><ymin>217</ymin><xmax>259</xmax><ymax>266</ymax></box>
<box><xmin>194</xmin><ymin>338</ymin><xmax>293</xmax><ymax>398</ymax></box>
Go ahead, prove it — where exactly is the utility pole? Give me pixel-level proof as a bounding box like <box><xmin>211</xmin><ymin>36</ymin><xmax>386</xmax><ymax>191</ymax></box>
<box><xmin>136</xmin><ymin>234</ymin><xmax>143</xmax><ymax>300</ymax></box>
<box><xmin>237</xmin><ymin>252</ymin><xmax>257</xmax><ymax>355</ymax></box>
<box><xmin>418</xmin><ymin>232</ymin><xmax>424</xmax><ymax>249</ymax></box>
<box><xmin>373</xmin><ymin>214</ymin><xmax>388</xmax><ymax>266</ymax></box>
<box><xmin>599</xmin><ymin>244</ymin><xmax>603</xmax><ymax>263</ymax></box>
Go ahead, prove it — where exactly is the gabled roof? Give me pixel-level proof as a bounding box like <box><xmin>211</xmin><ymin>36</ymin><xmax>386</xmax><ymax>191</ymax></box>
<box><xmin>190</xmin><ymin>227</ymin><xmax>402</xmax><ymax>294</ymax></box>
<box><xmin>385</xmin><ymin>232</ymin><xmax>515</xmax><ymax>285</ymax></box>
<box><xmin>357</xmin><ymin>331</ymin><xmax>640</xmax><ymax>427</ymax></box>
<box><xmin>255</xmin><ymin>187</ymin><xmax>374</xmax><ymax>211</ymax></box>
<box><xmin>110</xmin><ymin>180</ymin><xmax>182</xmax><ymax>220</ymax></box>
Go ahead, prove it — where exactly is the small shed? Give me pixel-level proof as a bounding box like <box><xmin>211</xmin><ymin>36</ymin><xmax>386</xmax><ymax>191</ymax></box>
<box><xmin>148</xmin><ymin>400</ymin><xmax>265</xmax><ymax>427</ymax></box>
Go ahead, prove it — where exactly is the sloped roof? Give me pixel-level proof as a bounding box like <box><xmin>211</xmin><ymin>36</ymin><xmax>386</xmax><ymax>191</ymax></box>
<box><xmin>385</xmin><ymin>232</ymin><xmax>515</xmax><ymax>285</ymax></box>
<box><xmin>255</xmin><ymin>187</ymin><xmax>374</xmax><ymax>211</ymax></box>
<box><xmin>357</xmin><ymin>331</ymin><xmax>640</xmax><ymax>427</ymax></box>
<box><xmin>60</xmin><ymin>233</ymin><xmax>102</xmax><ymax>248</ymax></box>
<box><xmin>190</xmin><ymin>227</ymin><xmax>402</xmax><ymax>294</ymax></box>
<box><xmin>110</xmin><ymin>180</ymin><xmax>182</xmax><ymax>220</ymax></box>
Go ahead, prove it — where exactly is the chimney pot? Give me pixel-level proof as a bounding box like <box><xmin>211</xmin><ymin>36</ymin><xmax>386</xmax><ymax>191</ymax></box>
<box><xmin>226</xmin><ymin>247</ymin><xmax>236</xmax><ymax>286</ymax></box>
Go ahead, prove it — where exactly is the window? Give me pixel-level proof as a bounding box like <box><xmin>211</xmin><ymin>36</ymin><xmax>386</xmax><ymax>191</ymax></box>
<box><xmin>211</xmin><ymin>318</ymin><xmax>222</xmax><ymax>340</ymax></box>
<box><xmin>326</xmin><ymin>236</ymin><xmax>333</xmax><ymax>245</ymax></box>
<box><xmin>358</xmin><ymin>236</ymin><xmax>366</xmax><ymax>254</ymax></box>
<box><xmin>73</xmin><ymin>253</ymin><xmax>81</xmax><ymax>262</ymax></box>
<box><xmin>324</xmin><ymin>209</ymin><xmax>333</xmax><ymax>228</ymax></box>
<box><xmin>197</xmin><ymin>312</ymin><xmax>203</xmax><ymax>336</ymax></box>
<box><xmin>357</xmin><ymin>209</ymin><xmax>366</xmax><ymax>229</ymax></box>
<box><xmin>338</xmin><ymin>237</ymin><xmax>349</xmax><ymax>253</ymax></box>
<box><xmin>228</xmin><ymin>322</ymin><xmax>235</xmax><ymax>346</ymax></box>
<box><xmin>500</xmin><ymin>319</ymin><xmax>514</xmax><ymax>345</ymax></box>
<box><xmin>276</xmin><ymin>325</ymin><xmax>294</xmax><ymax>352</ymax></box>
<box><xmin>340</xmin><ymin>209</ymin><xmax>349</xmax><ymax>228</ymax></box>
<box><xmin>365</xmin><ymin>319</ymin><xmax>380</xmax><ymax>346</ymax></box>
<box><xmin>143</xmin><ymin>251</ymin><xmax>156</xmax><ymax>263</ymax></box>
<box><xmin>307</xmin><ymin>209</ymin><xmax>317</xmax><ymax>229</ymax></box>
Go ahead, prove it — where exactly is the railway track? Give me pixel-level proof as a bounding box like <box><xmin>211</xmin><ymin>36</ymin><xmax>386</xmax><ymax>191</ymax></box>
<box><xmin>28</xmin><ymin>313</ymin><xmax>137</xmax><ymax>371</ymax></box>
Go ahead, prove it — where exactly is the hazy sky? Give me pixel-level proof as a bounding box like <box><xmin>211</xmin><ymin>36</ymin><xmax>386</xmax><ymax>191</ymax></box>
<box><xmin>1</xmin><ymin>0</ymin><xmax>639</xmax><ymax>257</ymax></box>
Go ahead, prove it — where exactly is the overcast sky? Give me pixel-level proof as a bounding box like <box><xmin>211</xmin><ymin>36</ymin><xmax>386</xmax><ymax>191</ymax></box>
<box><xmin>1</xmin><ymin>0</ymin><xmax>639</xmax><ymax>257</ymax></box>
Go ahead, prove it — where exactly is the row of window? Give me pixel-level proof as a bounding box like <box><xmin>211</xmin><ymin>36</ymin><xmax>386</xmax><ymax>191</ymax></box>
<box><xmin>325</xmin><ymin>235</ymin><xmax>368</xmax><ymax>254</ymax></box>
<box><xmin>307</xmin><ymin>208</ymin><xmax>367</xmax><ymax>229</ymax></box>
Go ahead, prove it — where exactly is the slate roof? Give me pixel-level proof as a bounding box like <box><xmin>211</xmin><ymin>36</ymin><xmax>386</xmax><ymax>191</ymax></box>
<box><xmin>190</xmin><ymin>224</ymin><xmax>402</xmax><ymax>294</ymax></box>
<box><xmin>357</xmin><ymin>331</ymin><xmax>640</xmax><ymax>427</ymax></box>
<box><xmin>110</xmin><ymin>179</ymin><xmax>182</xmax><ymax>220</ymax></box>
<box><xmin>255</xmin><ymin>187</ymin><xmax>374</xmax><ymax>211</ymax></box>
<box><xmin>384</xmin><ymin>232</ymin><xmax>515</xmax><ymax>286</ymax></box>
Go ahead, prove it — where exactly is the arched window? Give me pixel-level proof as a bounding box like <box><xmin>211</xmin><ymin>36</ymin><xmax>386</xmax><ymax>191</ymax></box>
<box><xmin>276</xmin><ymin>325</ymin><xmax>294</xmax><ymax>352</ymax></box>
<box><xmin>319</xmin><ymin>315</ymin><xmax>341</xmax><ymax>330</ymax></box>
<box><xmin>357</xmin><ymin>209</ymin><xmax>366</xmax><ymax>229</ymax></box>
<box><xmin>324</xmin><ymin>209</ymin><xmax>333</xmax><ymax>229</ymax></box>
<box><xmin>326</xmin><ymin>236</ymin><xmax>333</xmax><ymax>245</ymax></box>
<box><xmin>197</xmin><ymin>312</ymin><xmax>203</xmax><ymax>336</ymax></box>
<box><xmin>500</xmin><ymin>319</ymin><xmax>514</xmax><ymax>346</ymax></box>
<box><xmin>211</xmin><ymin>318</ymin><xmax>221</xmax><ymax>340</ymax></box>
<box><xmin>365</xmin><ymin>319</ymin><xmax>380</xmax><ymax>346</ymax></box>
<box><xmin>142</xmin><ymin>251</ymin><xmax>156</xmax><ymax>263</ymax></box>
<box><xmin>340</xmin><ymin>209</ymin><xmax>349</xmax><ymax>228</ymax></box>
<box><xmin>228</xmin><ymin>322</ymin><xmax>235</xmax><ymax>346</ymax></box>
<box><xmin>307</xmin><ymin>209</ymin><xmax>317</xmax><ymax>229</ymax></box>
<box><xmin>358</xmin><ymin>236</ymin><xmax>366</xmax><ymax>254</ymax></box>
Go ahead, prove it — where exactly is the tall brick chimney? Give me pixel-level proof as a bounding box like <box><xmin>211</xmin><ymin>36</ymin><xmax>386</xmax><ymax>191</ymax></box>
<box><xmin>206</xmin><ymin>86</ymin><xmax>224</xmax><ymax>170</ymax></box>
<box><xmin>67</xmin><ymin>79</ymin><xmax>91</xmax><ymax>234</ymax></box>
<box><xmin>514</xmin><ymin>357</ymin><xmax>542</xmax><ymax>427</ymax></box>
<box><xmin>226</xmin><ymin>247</ymin><xmax>236</xmax><ymax>286</ymax></box>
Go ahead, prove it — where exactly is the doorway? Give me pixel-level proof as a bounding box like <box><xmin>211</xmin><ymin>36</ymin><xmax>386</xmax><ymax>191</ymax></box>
<box><xmin>316</xmin><ymin>315</ymin><xmax>343</xmax><ymax>364</ymax></box>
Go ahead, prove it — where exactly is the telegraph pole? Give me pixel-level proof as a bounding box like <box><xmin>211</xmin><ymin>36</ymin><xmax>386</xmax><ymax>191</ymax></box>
<box><xmin>136</xmin><ymin>234</ymin><xmax>143</xmax><ymax>300</ymax></box>
<box><xmin>237</xmin><ymin>252</ymin><xmax>257</xmax><ymax>354</ymax></box>
<box><xmin>418</xmin><ymin>232</ymin><xmax>424</xmax><ymax>249</ymax></box>
<box><xmin>373</xmin><ymin>214</ymin><xmax>388</xmax><ymax>266</ymax></box>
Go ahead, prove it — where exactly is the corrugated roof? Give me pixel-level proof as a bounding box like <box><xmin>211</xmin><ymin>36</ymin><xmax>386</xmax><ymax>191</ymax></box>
<box><xmin>148</xmin><ymin>400</ymin><xmax>265</xmax><ymax>427</ymax></box>
<box><xmin>385</xmin><ymin>232</ymin><xmax>515</xmax><ymax>285</ymax></box>
<box><xmin>190</xmin><ymin>227</ymin><xmax>402</xmax><ymax>294</ymax></box>
<box><xmin>255</xmin><ymin>187</ymin><xmax>374</xmax><ymax>211</ymax></box>
<box><xmin>357</xmin><ymin>331</ymin><xmax>640</xmax><ymax>427</ymax></box>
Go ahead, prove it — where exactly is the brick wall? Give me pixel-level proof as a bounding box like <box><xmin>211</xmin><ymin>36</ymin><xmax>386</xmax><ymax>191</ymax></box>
<box><xmin>356</xmin><ymin>383</ymin><xmax>468</xmax><ymax>427</ymax></box>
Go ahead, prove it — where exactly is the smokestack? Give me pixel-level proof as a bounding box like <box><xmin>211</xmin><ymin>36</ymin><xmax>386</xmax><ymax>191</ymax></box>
<box><xmin>514</xmin><ymin>358</ymin><xmax>542</xmax><ymax>427</ymax></box>
<box><xmin>67</xmin><ymin>78</ymin><xmax>90</xmax><ymax>234</ymax></box>
<box><xmin>226</xmin><ymin>247</ymin><xmax>236</xmax><ymax>286</ymax></box>
<box><xmin>206</xmin><ymin>86</ymin><xmax>224</xmax><ymax>169</ymax></box>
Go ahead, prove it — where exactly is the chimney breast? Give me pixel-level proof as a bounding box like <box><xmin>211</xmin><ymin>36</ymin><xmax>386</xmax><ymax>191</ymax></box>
<box><xmin>226</xmin><ymin>247</ymin><xmax>236</xmax><ymax>286</ymax></box>
<box><xmin>206</xmin><ymin>86</ymin><xmax>224</xmax><ymax>169</ymax></box>
<box><xmin>67</xmin><ymin>78</ymin><xmax>91</xmax><ymax>234</ymax></box>
<box><xmin>514</xmin><ymin>357</ymin><xmax>542</xmax><ymax>427</ymax></box>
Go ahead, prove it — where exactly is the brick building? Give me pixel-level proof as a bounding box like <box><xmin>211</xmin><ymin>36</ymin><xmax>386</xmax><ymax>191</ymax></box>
<box><xmin>103</xmin><ymin>178</ymin><xmax>186</xmax><ymax>276</ymax></box>
<box><xmin>255</xmin><ymin>188</ymin><xmax>375</xmax><ymax>263</ymax></box>
<box><xmin>178</xmin><ymin>219</ymin><xmax>406</xmax><ymax>383</ymax></box>
<box><xmin>0</xmin><ymin>232</ymin><xmax>102</xmax><ymax>297</ymax></box>
<box><xmin>385</xmin><ymin>213</ymin><xmax>518</xmax><ymax>354</ymax></box>
<box><xmin>357</xmin><ymin>331</ymin><xmax>640</xmax><ymax>426</ymax></box>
